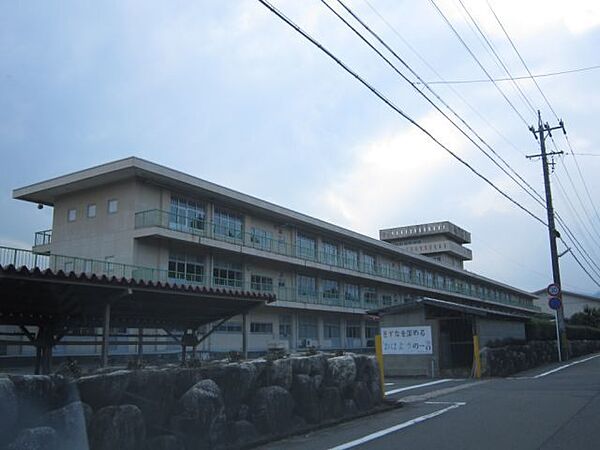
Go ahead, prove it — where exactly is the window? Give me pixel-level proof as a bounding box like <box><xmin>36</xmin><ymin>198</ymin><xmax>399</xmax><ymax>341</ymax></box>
<box><xmin>170</xmin><ymin>196</ymin><xmax>205</xmax><ymax>232</ymax></box>
<box><xmin>64</xmin><ymin>261</ymin><xmax>74</xmax><ymax>273</ymax></box>
<box><xmin>298</xmin><ymin>316</ymin><xmax>318</xmax><ymax>339</ymax></box>
<box><xmin>251</xmin><ymin>275</ymin><xmax>273</xmax><ymax>292</ymax></box>
<box><xmin>321</xmin><ymin>279</ymin><xmax>339</xmax><ymax>301</ymax></box>
<box><xmin>215</xmin><ymin>321</ymin><xmax>242</xmax><ymax>333</ymax></box>
<box><xmin>250</xmin><ymin>322</ymin><xmax>273</xmax><ymax>334</ymax></box>
<box><xmin>344</xmin><ymin>283</ymin><xmax>360</xmax><ymax>304</ymax></box>
<box><xmin>365</xmin><ymin>324</ymin><xmax>378</xmax><ymax>339</ymax></box>
<box><xmin>380</xmin><ymin>261</ymin><xmax>392</xmax><ymax>278</ymax></box>
<box><xmin>108</xmin><ymin>199</ymin><xmax>118</xmax><ymax>214</ymax></box>
<box><xmin>297</xmin><ymin>275</ymin><xmax>316</xmax><ymax>298</ymax></box>
<box><xmin>250</xmin><ymin>227</ymin><xmax>273</xmax><ymax>251</ymax></box>
<box><xmin>346</xmin><ymin>321</ymin><xmax>361</xmax><ymax>339</ymax></box>
<box><xmin>363</xmin><ymin>288</ymin><xmax>378</xmax><ymax>305</ymax></box>
<box><xmin>279</xmin><ymin>315</ymin><xmax>292</xmax><ymax>339</ymax></box>
<box><xmin>213</xmin><ymin>261</ymin><xmax>243</xmax><ymax>288</ymax></box>
<box><xmin>296</xmin><ymin>232</ymin><xmax>316</xmax><ymax>260</ymax></box>
<box><xmin>324</xmin><ymin>321</ymin><xmax>341</xmax><ymax>339</ymax></box>
<box><xmin>214</xmin><ymin>208</ymin><xmax>243</xmax><ymax>240</ymax></box>
<box><xmin>381</xmin><ymin>294</ymin><xmax>392</xmax><ymax>306</ymax></box>
<box><xmin>363</xmin><ymin>254</ymin><xmax>376</xmax><ymax>274</ymax></box>
<box><xmin>87</xmin><ymin>204</ymin><xmax>96</xmax><ymax>218</ymax></box>
<box><xmin>168</xmin><ymin>253</ymin><xmax>204</xmax><ymax>284</ymax></box>
<box><xmin>343</xmin><ymin>248</ymin><xmax>358</xmax><ymax>270</ymax></box>
<box><xmin>67</xmin><ymin>208</ymin><xmax>77</xmax><ymax>222</ymax></box>
<box><xmin>320</xmin><ymin>241</ymin><xmax>338</xmax><ymax>265</ymax></box>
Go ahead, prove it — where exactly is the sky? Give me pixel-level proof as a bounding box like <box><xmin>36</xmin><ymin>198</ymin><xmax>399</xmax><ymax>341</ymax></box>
<box><xmin>1</xmin><ymin>0</ymin><xmax>599</xmax><ymax>295</ymax></box>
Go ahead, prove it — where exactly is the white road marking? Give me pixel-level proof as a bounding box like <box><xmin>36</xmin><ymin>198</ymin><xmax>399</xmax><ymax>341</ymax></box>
<box><xmin>327</xmin><ymin>402</ymin><xmax>466</xmax><ymax>450</ymax></box>
<box><xmin>385</xmin><ymin>378</ymin><xmax>453</xmax><ymax>396</ymax></box>
<box><xmin>533</xmin><ymin>354</ymin><xmax>600</xmax><ymax>378</ymax></box>
<box><xmin>384</xmin><ymin>382</ymin><xmax>395</xmax><ymax>386</ymax></box>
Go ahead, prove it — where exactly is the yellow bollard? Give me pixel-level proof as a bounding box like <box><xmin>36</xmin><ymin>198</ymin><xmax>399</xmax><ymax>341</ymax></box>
<box><xmin>375</xmin><ymin>335</ymin><xmax>385</xmax><ymax>398</ymax></box>
<box><xmin>473</xmin><ymin>334</ymin><xmax>481</xmax><ymax>378</ymax></box>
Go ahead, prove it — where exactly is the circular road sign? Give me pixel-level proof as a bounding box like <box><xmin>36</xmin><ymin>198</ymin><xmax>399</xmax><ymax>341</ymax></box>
<box><xmin>548</xmin><ymin>297</ymin><xmax>562</xmax><ymax>310</ymax></box>
<box><xmin>547</xmin><ymin>283</ymin><xmax>561</xmax><ymax>297</ymax></box>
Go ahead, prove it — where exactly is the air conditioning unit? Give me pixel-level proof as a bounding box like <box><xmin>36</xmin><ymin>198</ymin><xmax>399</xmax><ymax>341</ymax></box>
<box><xmin>267</xmin><ymin>340</ymin><xmax>289</xmax><ymax>351</ymax></box>
<box><xmin>302</xmin><ymin>338</ymin><xmax>315</xmax><ymax>348</ymax></box>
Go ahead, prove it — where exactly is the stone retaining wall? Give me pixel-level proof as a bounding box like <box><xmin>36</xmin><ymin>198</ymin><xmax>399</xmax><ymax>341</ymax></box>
<box><xmin>0</xmin><ymin>353</ymin><xmax>382</xmax><ymax>450</ymax></box>
<box><xmin>481</xmin><ymin>340</ymin><xmax>600</xmax><ymax>377</ymax></box>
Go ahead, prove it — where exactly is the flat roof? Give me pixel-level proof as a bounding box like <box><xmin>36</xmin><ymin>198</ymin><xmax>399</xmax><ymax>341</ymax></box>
<box><xmin>13</xmin><ymin>156</ymin><xmax>535</xmax><ymax>299</ymax></box>
<box><xmin>370</xmin><ymin>297</ymin><xmax>542</xmax><ymax>320</ymax></box>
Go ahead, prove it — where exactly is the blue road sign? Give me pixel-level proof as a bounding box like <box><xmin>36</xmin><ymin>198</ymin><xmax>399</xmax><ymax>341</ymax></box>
<box><xmin>548</xmin><ymin>297</ymin><xmax>562</xmax><ymax>310</ymax></box>
<box><xmin>547</xmin><ymin>283</ymin><xmax>561</xmax><ymax>297</ymax></box>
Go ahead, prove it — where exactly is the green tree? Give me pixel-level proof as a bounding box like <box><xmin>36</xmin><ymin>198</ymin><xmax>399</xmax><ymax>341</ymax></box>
<box><xmin>569</xmin><ymin>306</ymin><xmax>600</xmax><ymax>328</ymax></box>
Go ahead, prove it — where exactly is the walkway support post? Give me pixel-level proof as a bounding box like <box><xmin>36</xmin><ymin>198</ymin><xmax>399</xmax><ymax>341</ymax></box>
<box><xmin>242</xmin><ymin>313</ymin><xmax>248</xmax><ymax>359</ymax></box>
<box><xmin>473</xmin><ymin>334</ymin><xmax>482</xmax><ymax>379</ymax></box>
<box><xmin>101</xmin><ymin>302</ymin><xmax>111</xmax><ymax>368</ymax></box>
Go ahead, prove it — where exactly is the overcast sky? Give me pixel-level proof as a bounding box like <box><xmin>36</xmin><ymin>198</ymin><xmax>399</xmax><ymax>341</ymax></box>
<box><xmin>1</xmin><ymin>0</ymin><xmax>599</xmax><ymax>295</ymax></box>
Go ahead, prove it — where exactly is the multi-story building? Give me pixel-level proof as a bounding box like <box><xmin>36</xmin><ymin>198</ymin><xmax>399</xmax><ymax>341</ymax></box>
<box><xmin>380</xmin><ymin>221</ymin><xmax>472</xmax><ymax>269</ymax></box>
<box><xmin>11</xmin><ymin>157</ymin><xmax>537</xmax><ymax>356</ymax></box>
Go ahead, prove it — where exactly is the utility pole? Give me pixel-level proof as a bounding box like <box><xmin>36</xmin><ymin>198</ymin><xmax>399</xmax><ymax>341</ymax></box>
<box><xmin>527</xmin><ymin>110</ymin><xmax>568</xmax><ymax>361</ymax></box>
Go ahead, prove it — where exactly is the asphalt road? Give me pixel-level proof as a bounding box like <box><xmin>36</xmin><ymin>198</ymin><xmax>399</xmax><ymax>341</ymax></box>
<box><xmin>259</xmin><ymin>353</ymin><xmax>600</xmax><ymax>450</ymax></box>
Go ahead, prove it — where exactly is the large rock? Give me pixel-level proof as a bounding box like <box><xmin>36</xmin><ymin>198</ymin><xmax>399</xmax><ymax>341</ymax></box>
<box><xmin>320</xmin><ymin>387</ymin><xmax>344</xmax><ymax>420</ymax></box>
<box><xmin>89</xmin><ymin>404</ymin><xmax>146</xmax><ymax>450</ymax></box>
<box><xmin>143</xmin><ymin>435</ymin><xmax>185</xmax><ymax>450</ymax></box>
<box><xmin>37</xmin><ymin>401</ymin><xmax>90</xmax><ymax>449</ymax></box>
<box><xmin>77</xmin><ymin>370</ymin><xmax>132</xmax><ymax>410</ymax></box>
<box><xmin>291</xmin><ymin>374</ymin><xmax>320</xmax><ymax>424</ymax></box>
<box><xmin>352</xmin><ymin>381</ymin><xmax>373</xmax><ymax>411</ymax></box>
<box><xmin>290</xmin><ymin>354</ymin><xmax>328</xmax><ymax>377</ymax></box>
<box><xmin>123</xmin><ymin>369</ymin><xmax>179</xmax><ymax>433</ymax></box>
<box><xmin>250</xmin><ymin>385</ymin><xmax>295</xmax><ymax>434</ymax></box>
<box><xmin>0</xmin><ymin>377</ymin><xmax>18</xmax><ymax>443</ymax></box>
<box><xmin>325</xmin><ymin>355</ymin><xmax>356</xmax><ymax>391</ymax></box>
<box><xmin>170</xmin><ymin>379</ymin><xmax>226</xmax><ymax>448</ymax></box>
<box><xmin>265</xmin><ymin>358</ymin><xmax>293</xmax><ymax>390</ymax></box>
<box><xmin>7</xmin><ymin>426</ymin><xmax>57</xmax><ymax>450</ymax></box>
<box><xmin>228</xmin><ymin>420</ymin><xmax>259</xmax><ymax>448</ymax></box>
<box><xmin>9</xmin><ymin>375</ymin><xmax>74</xmax><ymax>426</ymax></box>
<box><xmin>201</xmin><ymin>362</ymin><xmax>260</xmax><ymax>419</ymax></box>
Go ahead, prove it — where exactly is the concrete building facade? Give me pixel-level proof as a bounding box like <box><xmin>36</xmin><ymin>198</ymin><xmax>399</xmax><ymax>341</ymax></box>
<box><xmin>8</xmin><ymin>157</ymin><xmax>538</xmax><ymax>357</ymax></box>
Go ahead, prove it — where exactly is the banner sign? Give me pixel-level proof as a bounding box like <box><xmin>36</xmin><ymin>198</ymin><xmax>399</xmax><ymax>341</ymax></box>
<box><xmin>381</xmin><ymin>326</ymin><xmax>433</xmax><ymax>355</ymax></box>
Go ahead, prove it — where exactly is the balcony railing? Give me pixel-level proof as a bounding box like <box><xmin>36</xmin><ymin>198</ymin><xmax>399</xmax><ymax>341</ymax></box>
<box><xmin>34</xmin><ymin>229</ymin><xmax>52</xmax><ymax>246</ymax></box>
<box><xmin>134</xmin><ymin>209</ymin><xmax>540</xmax><ymax>312</ymax></box>
<box><xmin>0</xmin><ymin>246</ymin><xmax>170</xmax><ymax>284</ymax></box>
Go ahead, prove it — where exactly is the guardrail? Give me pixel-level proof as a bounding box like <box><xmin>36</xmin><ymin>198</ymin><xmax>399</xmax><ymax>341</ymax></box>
<box><xmin>34</xmin><ymin>229</ymin><xmax>52</xmax><ymax>246</ymax></box>
<box><xmin>134</xmin><ymin>209</ymin><xmax>540</xmax><ymax>312</ymax></box>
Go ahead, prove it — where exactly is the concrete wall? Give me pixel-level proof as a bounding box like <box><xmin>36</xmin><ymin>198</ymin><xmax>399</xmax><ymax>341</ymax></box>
<box><xmin>380</xmin><ymin>308</ymin><xmax>440</xmax><ymax>377</ymax></box>
<box><xmin>476</xmin><ymin>318</ymin><xmax>526</xmax><ymax>347</ymax></box>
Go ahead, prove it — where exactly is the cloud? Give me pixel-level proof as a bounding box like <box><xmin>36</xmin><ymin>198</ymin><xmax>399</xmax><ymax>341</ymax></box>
<box><xmin>315</xmin><ymin>110</ymin><xmax>471</xmax><ymax>235</ymax></box>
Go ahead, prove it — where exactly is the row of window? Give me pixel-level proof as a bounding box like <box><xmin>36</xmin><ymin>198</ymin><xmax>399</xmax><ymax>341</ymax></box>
<box><xmin>164</xmin><ymin>195</ymin><xmax>528</xmax><ymax>307</ymax></box>
<box><xmin>67</xmin><ymin>199</ymin><xmax>118</xmax><ymax>222</ymax></box>
<box><xmin>215</xmin><ymin>317</ymin><xmax>376</xmax><ymax>342</ymax></box>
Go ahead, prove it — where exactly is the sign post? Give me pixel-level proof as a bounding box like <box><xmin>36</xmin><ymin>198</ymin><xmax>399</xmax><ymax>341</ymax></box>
<box><xmin>547</xmin><ymin>283</ymin><xmax>563</xmax><ymax>362</ymax></box>
<box><xmin>375</xmin><ymin>335</ymin><xmax>385</xmax><ymax>399</ymax></box>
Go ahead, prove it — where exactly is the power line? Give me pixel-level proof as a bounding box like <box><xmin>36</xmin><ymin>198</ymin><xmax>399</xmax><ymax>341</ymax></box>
<box><xmin>256</xmin><ymin>0</ymin><xmax>548</xmax><ymax>227</ymax></box>
<box><xmin>360</xmin><ymin>0</ymin><xmax>528</xmax><ymax>158</ymax></box>
<box><xmin>428</xmin><ymin>0</ymin><xmax>531</xmax><ymax>127</ymax></box>
<box><xmin>559</xmin><ymin>237</ymin><xmax>600</xmax><ymax>288</ymax></box>
<box><xmin>323</xmin><ymin>0</ymin><xmax>546</xmax><ymax>210</ymax></box>
<box><xmin>565</xmin><ymin>135</ymin><xmax>600</xmax><ymax>226</ymax></box>
<box><xmin>457</xmin><ymin>0</ymin><xmax>537</xmax><ymax>116</ymax></box>
<box><xmin>486</xmin><ymin>0</ymin><xmax>560</xmax><ymax>121</ymax></box>
<box><xmin>414</xmin><ymin>64</ymin><xmax>600</xmax><ymax>85</ymax></box>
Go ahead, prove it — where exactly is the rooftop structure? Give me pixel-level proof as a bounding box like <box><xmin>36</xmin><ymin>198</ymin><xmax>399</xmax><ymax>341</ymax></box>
<box><xmin>380</xmin><ymin>221</ymin><xmax>472</xmax><ymax>269</ymax></box>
